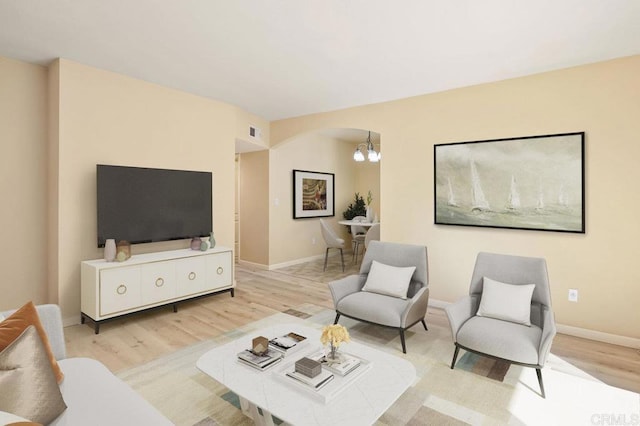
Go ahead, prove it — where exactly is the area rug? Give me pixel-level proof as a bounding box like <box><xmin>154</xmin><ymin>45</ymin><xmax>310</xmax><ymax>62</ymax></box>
<box><xmin>117</xmin><ymin>307</ymin><xmax>640</xmax><ymax>425</ymax></box>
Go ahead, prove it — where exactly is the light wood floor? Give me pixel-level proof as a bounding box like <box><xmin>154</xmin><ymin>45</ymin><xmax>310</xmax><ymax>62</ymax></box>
<box><xmin>65</xmin><ymin>256</ymin><xmax>640</xmax><ymax>394</ymax></box>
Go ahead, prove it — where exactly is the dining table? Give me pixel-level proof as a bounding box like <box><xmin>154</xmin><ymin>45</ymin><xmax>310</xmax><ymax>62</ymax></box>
<box><xmin>338</xmin><ymin>220</ymin><xmax>380</xmax><ymax>263</ymax></box>
<box><xmin>337</xmin><ymin>220</ymin><xmax>379</xmax><ymax>227</ymax></box>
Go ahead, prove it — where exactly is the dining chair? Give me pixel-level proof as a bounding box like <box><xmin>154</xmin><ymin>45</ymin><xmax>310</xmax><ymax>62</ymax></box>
<box><xmin>364</xmin><ymin>223</ymin><xmax>380</xmax><ymax>249</ymax></box>
<box><xmin>351</xmin><ymin>216</ymin><xmax>367</xmax><ymax>263</ymax></box>
<box><xmin>319</xmin><ymin>219</ymin><xmax>345</xmax><ymax>272</ymax></box>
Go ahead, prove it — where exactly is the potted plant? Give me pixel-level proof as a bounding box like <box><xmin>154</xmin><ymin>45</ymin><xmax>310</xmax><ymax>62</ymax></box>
<box><xmin>342</xmin><ymin>192</ymin><xmax>366</xmax><ymax>221</ymax></box>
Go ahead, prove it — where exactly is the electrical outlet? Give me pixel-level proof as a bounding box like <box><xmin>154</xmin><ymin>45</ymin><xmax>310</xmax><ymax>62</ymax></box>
<box><xmin>568</xmin><ymin>289</ymin><xmax>578</xmax><ymax>302</ymax></box>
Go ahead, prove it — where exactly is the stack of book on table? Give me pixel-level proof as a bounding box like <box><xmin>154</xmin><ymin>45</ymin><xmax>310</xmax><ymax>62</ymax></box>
<box><xmin>285</xmin><ymin>368</ymin><xmax>334</xmax><ymax>390</ymax></box>
<box><xmin>308</xmin><ymin>349</ymin><xmax>362</xmax><ymax>376</ymax></box>
<box><xmin>237</xmin><ymin>348</ymin><xmax>283</xmax><ymax>371</ymax></box>
<box><xmin>275</xmin><ymin>350</ymin><xmax>372</xmax><ymax>403</ymax></box>
<box><xmin>268</xmin><ymin>332</ymin><xmax>308</xmax><ymax>356</ymax></box>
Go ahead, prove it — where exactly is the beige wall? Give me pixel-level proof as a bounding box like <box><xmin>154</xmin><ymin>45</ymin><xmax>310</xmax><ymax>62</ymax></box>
<box><xmin>353</xmin><ymin>153</ymin><xmax>381</xmax><ymax>221</ymax></box>
<box><xmin>51</xmin><ymin>59</ymin><xmax>237</xmax><ymax>321</ymax></box>
<box><xmin>3</xmin><ymin>51</ymin><xmax>638</xmax><ymax>341</ymax></box>
<box><xmin>239</xmin><ymin>131</ymin><xmax>380</xmax><ymax>268</ymax></box>
<box><xmin>271</xmin><ymin>56</ymin><xmax>640</xmax><ymax>340</ymax></box>
<box><xmin>0</xmin><ymin>57</ymin><xmax>48</xmax><ymax>310</ymax></box>
<box><xmin>239</xmin><ymin>150</ymin><xmax>270</xmax><ymax>265</ymax></box>
<box><xmin>47</xmin><ymin>60</ymin><xmax>61</xmax><ymax>306</ymax></box>
<box><xmin>268</xmin><ymin>133</ymin><xmax>358</xmax><ymax>266</ymax></box>
<box><xmin>235</xmin><ymin>109</ymin><xmax>270</xmax><ymax>149</ymax></box>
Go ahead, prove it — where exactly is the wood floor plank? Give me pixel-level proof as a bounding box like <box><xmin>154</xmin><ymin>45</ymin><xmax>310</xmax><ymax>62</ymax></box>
<box><xmin>65</xmin><ymin>258</ymin><xmax>640</xmax><ymax>394</ymax></box>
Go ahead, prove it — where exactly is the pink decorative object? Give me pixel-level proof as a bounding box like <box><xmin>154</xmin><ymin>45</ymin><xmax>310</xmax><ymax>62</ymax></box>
<box><xmin>104</xmin><ymin>239</ymin><xmax>116</xmax><ymax>262</ymax></box>
<box><xmin>190</xmin><ymin>237</ymin><xmax>202</xmax><ymax>250</ymax></box>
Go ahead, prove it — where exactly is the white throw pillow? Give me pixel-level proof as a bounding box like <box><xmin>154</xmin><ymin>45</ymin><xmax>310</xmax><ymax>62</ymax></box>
<box><xmin>0</xmin><ymin>313</ymin><xmax>4</xmax><ymax>322</ymax></box>
<box><xmin>477</xmin><ymin>277</ymin><xmax>535</xmax><ymax>326</ymax></box>
<box><xmin>0</xmin><ymin>410</ymin><xmax>30</xmax><ymax>423</ymax></box>
<box><xmin>362</xmin><ymin>260</ymin><xmax>416</xmax><ymax>299</ymax></box>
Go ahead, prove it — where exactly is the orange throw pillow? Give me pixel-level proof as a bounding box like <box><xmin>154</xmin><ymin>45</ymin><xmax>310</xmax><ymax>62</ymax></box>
<box><xmin>0</xmin><ymin>301</ymin><xmax>64</xmax><ymax>383</ymax></box>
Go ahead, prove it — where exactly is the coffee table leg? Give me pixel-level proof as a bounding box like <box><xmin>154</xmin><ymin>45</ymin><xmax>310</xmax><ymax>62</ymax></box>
<box><xmin>239</xmin><ymin>396</ymin><xmax>277</xmax><ymax>426</ymax></box>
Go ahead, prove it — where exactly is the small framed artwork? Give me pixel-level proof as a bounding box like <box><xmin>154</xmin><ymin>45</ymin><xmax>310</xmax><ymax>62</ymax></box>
<box><xmin>434</xmin><ymin>132</ymin><xmax>585</xmax><ymax>233</ymax></box>
<box><xmin>293</xmin><ymin>169</ymin><xmax>335</xmax><ymax>219</ymax></box>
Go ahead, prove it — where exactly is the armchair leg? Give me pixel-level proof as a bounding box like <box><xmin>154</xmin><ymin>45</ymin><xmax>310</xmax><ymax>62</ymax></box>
<box><xmin>536</xmin><ymin>368</ymin><xmax>546</xmax><ymax>399</ymax></box>
<box><xmin>450</xmin><ymin>345</ymin><xmax>460</xmax><ymax>369</ymax></box>
<box><xmin>323</xmin><ymin>248</ymin><xmax>330</xmax><ymax>271</ymax></box>
<box><xmin>333</xmin><ymin>313</ymin><xmax>341</xmax><ymax>324</ymax></box>
<box><xmin>399</xmin><ymin>329</ymin><xmax>407</xmax><ymax>354</ymax></box>
<box><xmin>421</xmin><ymin>319</ymin><xmax>428</xmax><ymax>331</ymax></box>
<box><xmin>339</xmin><ymin>248</ymin><xmax>345</xmax><ymax>272</ymax></box>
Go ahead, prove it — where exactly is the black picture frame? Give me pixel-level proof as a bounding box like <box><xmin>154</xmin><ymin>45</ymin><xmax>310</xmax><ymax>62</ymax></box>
<box><xmin>434</xmin><ymin>132</ymin><xmax>585</xmax><ymax>233</ymax></box>
<box><xmin>293</xmin><ymin>169</ymin><xmax>335</xmax><ymax>219</ymax></box>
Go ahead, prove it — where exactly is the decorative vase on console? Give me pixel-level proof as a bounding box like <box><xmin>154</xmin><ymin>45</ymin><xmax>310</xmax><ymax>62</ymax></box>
<box><xmin>190</xmin><ymin>237</ymin><xmax>202</xmax><ymax>250</ymax></box>
<box><xmin>200</xmin><ymin>236</ymin><xmax>211</xmax><ymax>251</ymax></box>
<box><xmin>209</xmin><ymin>232</ymin><xmax>216</xmax><ymax>249</ymax></box>
<box><xmin>366</xmin><ymin>190</ymin><xmax>373</xmax><ymax>222</ymax></box>
<box><xmin>104</xmin><ymin>239</ymin><xmax>116</xmax><ymax>262</ymax></box>
<box><xmin>115</xmin><ymin>240</ymin><xmax>131</xmax><ymax>262</ymax></box>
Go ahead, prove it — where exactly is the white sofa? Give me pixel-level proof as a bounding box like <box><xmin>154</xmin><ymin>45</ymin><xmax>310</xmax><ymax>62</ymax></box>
<box><xmin>1</xmin><ymin>304</ymin><xmax>173</xmax><ymax>425</ymax></box>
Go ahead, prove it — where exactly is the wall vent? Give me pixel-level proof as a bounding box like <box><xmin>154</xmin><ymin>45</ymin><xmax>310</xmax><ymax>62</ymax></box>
<box><xmin>249</xmin><ymin>126</ymin><xmax>262</xmax><ymax>139</ymax></box>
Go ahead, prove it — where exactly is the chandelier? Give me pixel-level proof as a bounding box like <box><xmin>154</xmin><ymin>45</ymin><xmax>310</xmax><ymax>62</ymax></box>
<box><xmin>353</xmin><ymin>131</ymin><xmax>381</xmax><ymax>162</ymax></box>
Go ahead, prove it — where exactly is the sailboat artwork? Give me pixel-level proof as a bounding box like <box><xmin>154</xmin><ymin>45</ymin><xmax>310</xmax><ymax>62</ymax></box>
<box><xmin>535</xmin><ymin>182</ymin><xmax>544</xmax><ymax>212</ymax></box>
<box><xmin>446</xmin><ymin>178</ymin><xmax>458</xmax><ymax>207</ymax></box>
<box><xmin>434</xmin><ymin>132</ymin><xmax>585</xmax><ymax>233</ymax></box>
<box><xmin>558</xmin><ymin>184</ymin><xmax>569</xmax><ymax>208</ymax></box>
<box><xmin>505</xmin><ymin>175</ymin><xmax>521</xmax><ymax>212</ymax></box>
<box><xmin>470</xmin><ymin>160</ymin><xmax>490</xmax><ymax>212</ymax></box>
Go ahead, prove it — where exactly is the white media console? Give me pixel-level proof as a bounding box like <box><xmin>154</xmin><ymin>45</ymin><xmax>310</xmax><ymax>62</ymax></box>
<box><xmin>81</xmin><ymin>246</ymin><xmax>234</xmax><ymax>333</ymax></box>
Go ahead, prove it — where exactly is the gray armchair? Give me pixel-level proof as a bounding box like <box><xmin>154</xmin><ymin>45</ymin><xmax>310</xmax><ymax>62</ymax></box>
<box><xmin>444</xmin><ymin>252</ymin><xmax>556</xmax><ymax>398</ymax></box>
<box><xmin>328</xmin><ymin>241</ymin><xmax>429</xmax><ymax>353</ymax></box>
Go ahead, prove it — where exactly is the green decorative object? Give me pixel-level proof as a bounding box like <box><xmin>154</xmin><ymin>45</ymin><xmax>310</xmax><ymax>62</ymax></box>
<box><xmin>342</xmin><ymin>192</ymin><xmax>366</xmax><ymax>221</ymax></box>
<box><xmin>209</xmin><ymin>232</ymin><xmax>216</xmax><ymax>249</ymax></box>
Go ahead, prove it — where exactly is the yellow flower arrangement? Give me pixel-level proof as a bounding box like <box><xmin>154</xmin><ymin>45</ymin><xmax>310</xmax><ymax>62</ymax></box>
<box><xmin>320</xmin><ymin>324</ymin><xmax>350</xmax><ymax>349</ymax></box>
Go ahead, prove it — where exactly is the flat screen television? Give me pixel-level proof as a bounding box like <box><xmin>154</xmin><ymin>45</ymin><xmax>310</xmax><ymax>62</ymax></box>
<box><xmin>97</xmin><ymin>165</ymin><xmax>212</xmax><ymax>247</ymax></box>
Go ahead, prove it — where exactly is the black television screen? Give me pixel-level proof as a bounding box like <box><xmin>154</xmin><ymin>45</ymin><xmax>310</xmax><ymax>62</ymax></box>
<box><xmin>97</xmin><ymin>165</ymin><xmax>212</xmax><ymax>247</ymax></box>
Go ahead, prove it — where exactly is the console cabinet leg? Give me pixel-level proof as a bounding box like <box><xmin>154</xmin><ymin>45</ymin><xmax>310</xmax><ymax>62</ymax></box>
<box><xmin>230</xmin><ymin>288</ymin><xmax>235</xmax><ymax>297</ymax></box>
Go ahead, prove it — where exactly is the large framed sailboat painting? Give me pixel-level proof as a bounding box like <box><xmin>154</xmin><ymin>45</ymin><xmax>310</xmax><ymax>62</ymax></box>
<box><xmin>434</xmin><ymin>132</ymin><xmax>585</xmax><ymax>233</ymax></box>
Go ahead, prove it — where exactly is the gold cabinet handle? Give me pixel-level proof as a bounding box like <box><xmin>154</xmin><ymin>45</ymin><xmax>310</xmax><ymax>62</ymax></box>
<box><xmin>216</xmin><ymin>267</ymin><xmax>224</xmax><ymax>275</ymax></box>
<box><xmin>155</xmin><ymin>277</ymin><xmax>164</xmax><ymax>287</ymax></box>
<box><xmin>117</xmin><ymin>284</ymin><xmax>127</xmax><ymax>295</ymax></box>
<box><xmin>188</xmin><ymin>272</ymin><xmax>196</xmax><ymax>280</ymax></box>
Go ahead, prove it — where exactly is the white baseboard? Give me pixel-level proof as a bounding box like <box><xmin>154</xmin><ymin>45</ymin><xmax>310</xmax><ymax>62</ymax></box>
<box><xmin>237</xmin><ymin>254</ymin><xmax>326</xmax><ymax>271</ymax></box>
<box><xmin>428</xmin><ymin>298</ymin><xmax>640</xmax><ymax>349</ymax></box>
<box><xmin>236</xmin><ymin>259</ymin><xmax>270</xmax><ymax>270</ymax></box>
<box><xmin>555</xmin><ymin>324</ymin><xmax>640</xmax><ymax>349</ymax></box>
<box><xmin>428</xmin><ymin>299</ymin><xmax>451</xmax><ymax>310</ymax></box>
<box><xmin>267</xmin><ymin>254</ymin><xmax>326</xmax><ymax>270</ymax></box>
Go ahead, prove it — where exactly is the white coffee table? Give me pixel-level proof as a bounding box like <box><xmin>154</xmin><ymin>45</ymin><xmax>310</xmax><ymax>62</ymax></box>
<box><xmin>196</xmin><ymin>323</ymin><xmax>416</xmax><ymax>426</ymax></box>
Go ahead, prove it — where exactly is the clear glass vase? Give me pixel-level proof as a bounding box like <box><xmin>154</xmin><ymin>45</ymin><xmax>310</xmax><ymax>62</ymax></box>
<box><xmin>327</xmin><ymin>343</ymin><xmax>343</xmax><ymax>362</ymax></box>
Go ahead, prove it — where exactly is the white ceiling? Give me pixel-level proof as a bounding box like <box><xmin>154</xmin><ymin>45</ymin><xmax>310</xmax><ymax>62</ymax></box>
<box><xmin>1</xmin><ymin>1</ymin><xmax>639</xmax><ymax>122</ymax></box>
